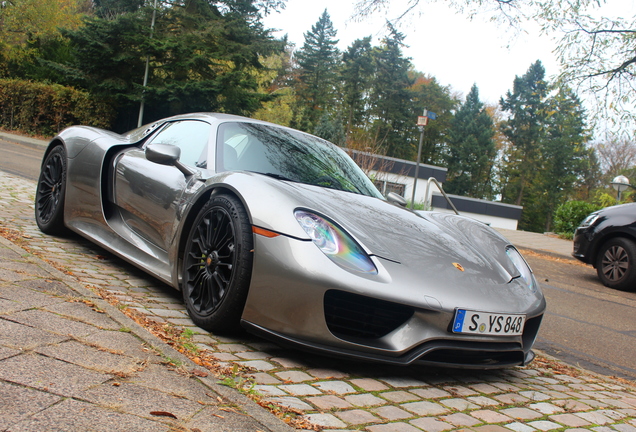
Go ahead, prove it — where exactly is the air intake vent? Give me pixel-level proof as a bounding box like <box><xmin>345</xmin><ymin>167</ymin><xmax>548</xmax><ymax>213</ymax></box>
<box><xmin>324</xmin><ymin>290</ymin><xmax>414</xmax><ymax>340</ymax></box>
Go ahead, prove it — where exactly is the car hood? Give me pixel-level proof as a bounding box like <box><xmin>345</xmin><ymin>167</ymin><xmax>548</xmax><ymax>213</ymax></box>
<box><xmin>269</xmin><ymin>180</ymin><xmax>521</xmax><ymax>286</ymax></box>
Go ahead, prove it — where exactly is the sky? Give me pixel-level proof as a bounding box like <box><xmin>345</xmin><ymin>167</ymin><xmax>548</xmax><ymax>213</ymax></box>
<box><xmin>263</xmin><ymin>0</ymin><xmax>560</xmax><ymax>106</ymax></box>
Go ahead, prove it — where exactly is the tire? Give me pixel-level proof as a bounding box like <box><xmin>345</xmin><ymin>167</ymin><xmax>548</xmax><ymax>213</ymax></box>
<box><xmin>35</xmin><ymin>145</ymin><xmax>68</xmax><ymax>235</ymax></box>
<box><xmin>182</xmin><ymin>194</ymin><xmax>254</xmax><ymax>333</ymax></box>
<box><xmin>596</xmin><ymin>237</ymin><xmax>636</xmax><ymax>291</ymax></box>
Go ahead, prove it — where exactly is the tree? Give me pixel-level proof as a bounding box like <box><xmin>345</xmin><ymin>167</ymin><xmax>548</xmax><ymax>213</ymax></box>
<box><xmin>59</xmin><ymin>0</ymin><xmax>283</xmax><ymax>131</ymax></box>
<box><xmin>293</xmin><ymin>9</ymin><xmax>340</xmax><ymax>132</ymax></box>
<box><xmin>444</xmin><ymin>84</ymin><xmax>496</xmax><ymax>199</ymax></box>
<box><xmin>594</xmin><ymin>137</ymin><xmax>636</xmax><ymax>179</ymax></box>
<box><xmin>340</xmin><ymin>36</ymin><xmax>374</xmax><ymax>140</ymax></box>
<box><xmin>499</xmin><ymin>66</ymin><xmax>591</xmax><ymax>232</ymax></box>
<box><xmin>499</xmin><ymin>60</ymin><xmax>548</xmax><ymax>208</ymax></box>
<box><xmin>409</xmin><ymin>72</ymin><xmax>457</xmax><ymax>165</ymax></box>
<box><xmin>538</xmin><ymin>86</ymin><xmax>591</xmax><ymax>231</ymax></box>
<box><xmin>367</xmin><ymin>23</ymin><xmax>414</xmax><ymax>159</ymax></box>
<box><xmin>353</xmin><ymin>0</ymin><xmax>636</xmax><ymax>122</ymax></box>
<box><xmin>0</xmin><ymin>0</ymin><xmax>89</xmax><ymax>78</ymax></box>
<box><xmin>92</xmin><ymin>0</ymin><xmax>144</xmax><ymax>19</ymax></box>
<box><xmin>252</xmin><ymin>44</ymin><xmax>297</xmax><ymax>126</ymax></box>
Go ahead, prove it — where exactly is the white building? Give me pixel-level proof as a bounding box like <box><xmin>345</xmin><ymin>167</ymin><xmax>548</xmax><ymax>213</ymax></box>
<box><xmin>348</xmin><ymin>150</ymin><xmax>522</xmax><ymax>230</ymax></box>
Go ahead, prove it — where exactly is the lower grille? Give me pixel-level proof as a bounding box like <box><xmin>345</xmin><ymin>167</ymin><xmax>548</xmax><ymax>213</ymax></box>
<box><xmin>324</xmin><ymin>290</ymin><xmax>414</xmax><ymax>340</ymax></box>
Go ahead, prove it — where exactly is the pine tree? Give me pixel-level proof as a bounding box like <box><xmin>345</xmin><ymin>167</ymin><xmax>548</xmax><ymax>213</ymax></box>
<box><xmin>368</xmin><ymin>24</ymin><xmax>414</xmax><ymax>159</ymax></box>
<box><xmin>293</xmin><ymin>9</ymin><xmax>340</xmax><ymax>132</ymax></box>
<box><xmin>538</xmin><ymin>86</ymin><xmax>590</xmax><ymax>231</ymax></box>
<box><xmin>445</xmin><ymin>84</ymin><xmax>496</xmax><ymax>199</ymax></box>
<box><xmin>499</xmin><ymin>60</ymin><xmax>548</xmax><ymax>208</ymax></box>
<box><xmin>340</xmin><ymin>37</ymin><xmax>374</xmax><ymax>141</ymax></box>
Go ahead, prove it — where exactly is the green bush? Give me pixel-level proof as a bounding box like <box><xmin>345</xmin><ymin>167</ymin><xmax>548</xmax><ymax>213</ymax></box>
<box><xmin>0</xmin><ymin>79</ymin><xmax>114</xmax><ymax>136</ymax></box>
<box><xmin>553</xmin><ymin>200</ymin><xmax>600</xmax><ymax>239</ymax></box>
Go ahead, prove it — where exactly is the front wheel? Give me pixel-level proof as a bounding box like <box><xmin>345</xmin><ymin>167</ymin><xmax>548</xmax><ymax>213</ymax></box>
<box><xmin>596</xmin><ymin>237</ymin><xmax>636</xmax><ymax>291</ymax></box>
<box><xmin>182</xmin><ymin>194</ymin><xmax>253</xmax><ymax>333</ymax></box>
<box><xmin>35</xmin><ymin>145</ymin><xmax>68</xmax><ymax>235</ymax></box>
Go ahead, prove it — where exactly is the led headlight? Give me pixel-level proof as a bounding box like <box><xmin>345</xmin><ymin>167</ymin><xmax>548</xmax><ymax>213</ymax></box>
<box><xmin>294</xmin><ymin>210</ymin><xmax>377</xmax><ymax>274</ymax></box>
<box><xmin>506</xmin><ymin>246</ymin><xmax>537</xmax><ymax>292</ymax></box>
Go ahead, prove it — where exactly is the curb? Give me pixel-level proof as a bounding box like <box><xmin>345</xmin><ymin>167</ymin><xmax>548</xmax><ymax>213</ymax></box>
<box><xmin>0</xmin><ymin>131</ymin><xmax>49</xmax><ymax>150</ymax></box>
<box><xmin>0</xmin><ymin>234</ymin><xmax>294</xmax><ymax>432</ymax></box>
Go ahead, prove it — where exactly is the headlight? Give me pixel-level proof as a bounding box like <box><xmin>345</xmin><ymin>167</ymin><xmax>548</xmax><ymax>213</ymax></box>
<box><xmin>294</xmin><ymin>210</ymin><xmax>377</xmax><ymax>274</ymax></box>
<box><xmin>578</xmin><ymin>212</ymin><xmax>599</xmax><ymax>229</ymax></box>
<box><xmin>506</xmin><ymin>246</ymin><xmax>537</xmax><ymax>292</ymax></box>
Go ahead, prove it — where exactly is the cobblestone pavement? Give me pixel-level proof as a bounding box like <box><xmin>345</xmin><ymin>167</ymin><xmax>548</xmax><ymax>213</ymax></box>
<box><xmin>2</xmin><ymin>170</ymin><xmax>636</xmax><ymax>432</ymax></box>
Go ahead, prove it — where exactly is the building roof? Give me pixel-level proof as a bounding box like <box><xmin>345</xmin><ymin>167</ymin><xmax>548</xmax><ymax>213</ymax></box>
<box><xmin>347</xmin><ymin>149</ymin><xmax>447</xmax><ymax>182</ymax></box>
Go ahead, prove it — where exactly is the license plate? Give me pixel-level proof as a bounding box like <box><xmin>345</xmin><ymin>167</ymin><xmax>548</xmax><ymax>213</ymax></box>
<box><xmin>452</xmin><ymin>309</ymin><xmax>525</xmax><ymax>336</ymax></box>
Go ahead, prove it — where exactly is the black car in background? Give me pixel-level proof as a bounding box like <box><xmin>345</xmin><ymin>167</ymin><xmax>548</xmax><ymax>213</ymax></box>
<box><xmin>573</xmin><ymin>203</ymin><xmax>636</xmax><ymax>290</ymax></box>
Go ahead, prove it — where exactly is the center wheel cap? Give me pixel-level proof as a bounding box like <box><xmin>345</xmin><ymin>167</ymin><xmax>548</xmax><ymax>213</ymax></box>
<box><xmin>206</xmin><ymin>251</ymin><xmax>219</xmax><ymax>268</ymax></box>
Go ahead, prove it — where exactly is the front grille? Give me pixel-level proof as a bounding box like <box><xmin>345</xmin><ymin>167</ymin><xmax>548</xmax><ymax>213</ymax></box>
<box><xmin>324</xmin><ymin>290</ymin><xmax>414</xmax><ymax>340</ymax></box>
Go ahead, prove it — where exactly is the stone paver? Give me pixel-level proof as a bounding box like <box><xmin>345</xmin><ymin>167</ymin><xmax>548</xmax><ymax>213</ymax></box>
<box><xmin>402</xmin><ymin>400</ymin><xmax>450</xmax><ymax>416</ymax></box>
<box><xmin>335</xmin><ymin>408</ymin><xmax>381</xmax><ymax>425</ymax></box>
<box><xmin>500</xmin><ymin>407</ymin><xmax>544</xmax><ymax>420</ymax></box>
<box><xmin>1</xmin><ymin>168</ymin><xmax>636</xmax><ymax>432</ymax></box>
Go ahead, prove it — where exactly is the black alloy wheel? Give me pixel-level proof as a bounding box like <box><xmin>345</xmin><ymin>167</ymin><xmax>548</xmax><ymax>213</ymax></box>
<box><xmin>596</xmin><ymin>237</ymin><xmax>636</xmax><ymax>291</ymax></box>
<box><xmin>35</xmin><ymin>145</ymin><xmax>68</xmax><ymax>235</ymax></box>
<box><xmin>182</xmin><ymin>194</ymin><xmax>253</xmax><ymax>333</ymax></box>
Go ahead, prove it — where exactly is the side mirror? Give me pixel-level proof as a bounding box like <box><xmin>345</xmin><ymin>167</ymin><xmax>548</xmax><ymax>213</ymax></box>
<box><xmin>387</xmin><ymin>192</ymin><xmax>407</xmax><ymax>207</ymax></box>
<box><xmin>145</xmin><ymin>143</ymin><xmax>196</xmax><ymax>177</ymax></box>
<box><xmin>145</xmin><ymin>143</ymin><xmax>180</xmax><ymax>165</ymax></box>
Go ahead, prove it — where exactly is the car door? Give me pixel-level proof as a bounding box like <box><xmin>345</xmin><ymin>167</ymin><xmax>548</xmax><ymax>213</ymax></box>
<box><xmin>112</xmin><ymin>119</ymin><xmax>211</xmax><ymax>251</ymax></box>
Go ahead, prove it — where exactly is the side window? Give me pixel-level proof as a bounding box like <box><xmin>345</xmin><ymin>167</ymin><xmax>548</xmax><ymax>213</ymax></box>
<box><xmin>147</xmin><ymin>120</ymin><xmax>211</xmax><ymax>168</ymax></box>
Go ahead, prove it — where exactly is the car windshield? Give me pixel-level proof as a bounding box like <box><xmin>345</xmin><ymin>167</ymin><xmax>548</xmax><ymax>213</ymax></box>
<box><xmin>216</xmin><ymin>122</ymin><xmax>384</xmax><ymax>199</ymax></box>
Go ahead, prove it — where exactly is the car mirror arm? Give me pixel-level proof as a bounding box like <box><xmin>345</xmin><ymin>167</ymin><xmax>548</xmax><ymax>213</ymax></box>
<box><xmin>174</xmin><ymin>159</ymin><xmax>199</xmax><ymax>178</ymax></box>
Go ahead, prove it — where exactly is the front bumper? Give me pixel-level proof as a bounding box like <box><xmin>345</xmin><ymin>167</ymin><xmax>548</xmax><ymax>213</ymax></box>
<box><xmin>241</xmin><ymin>232</ymin><xmax>545</xmax><ymax>368</ymax></box>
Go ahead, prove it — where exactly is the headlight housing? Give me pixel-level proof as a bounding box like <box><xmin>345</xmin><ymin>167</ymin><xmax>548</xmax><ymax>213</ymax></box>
<box><xmin>578</xmin><ymin>211</ymin><xmax>600</xmax><ymax>229</ymax></box>
<box><xmin>506</xmin><ymin>246</ymin><xmax>537</xmax><ymax>292</ymax></box>
<box><xmin>294</xmin><ymin>210</ymin><xmax>377</xmax><ymax>275</ymax></box>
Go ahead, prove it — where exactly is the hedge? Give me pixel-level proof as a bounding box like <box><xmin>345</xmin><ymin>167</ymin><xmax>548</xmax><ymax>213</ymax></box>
<box><xmin>553</xmin><ymin>200</ymin><xmax>600</xmax><ymax>239</ymax></box>
<box><xmin>0</xmin><ymin>79</ymin><xmax>114</xmax><ymax>136</ymax></box>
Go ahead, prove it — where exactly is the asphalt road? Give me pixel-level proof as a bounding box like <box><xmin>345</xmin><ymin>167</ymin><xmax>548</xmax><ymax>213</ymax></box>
<box><xmin>525</xmin><ymin>252</ymin><xmax>636</xmax><ymax>380</ymax></box>
<box><xmin>0</xmin><ymin>137</ymin><xmax>45</xmax><ymax>181</ymax></box>
<box><xmin>2</xmin><ymin>135</ymin><xmax>635</xmax><ymax>380</ymax></box>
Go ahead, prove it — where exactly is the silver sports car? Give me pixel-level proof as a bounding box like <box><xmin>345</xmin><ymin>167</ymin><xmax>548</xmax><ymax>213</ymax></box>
<box><xmin>35</xmin><ymin>113</ymin><xmax>545</xmax><ymax>368</ymax></box>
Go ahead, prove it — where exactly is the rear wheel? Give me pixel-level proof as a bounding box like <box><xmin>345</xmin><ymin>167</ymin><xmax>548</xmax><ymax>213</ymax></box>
<box><xmin>35</xmin><ymin>145</ymin><xmax>68</xmax><ymax>235</ymax></box>
<box><xmin>596</xmin><ymin>237</ymin><xmax>636</xmax><ymax>291</ymax></box>
<box><xmin>182</xmin><ymin>194</ymin><xmax>253</xmax><ymax>333</ymax></box>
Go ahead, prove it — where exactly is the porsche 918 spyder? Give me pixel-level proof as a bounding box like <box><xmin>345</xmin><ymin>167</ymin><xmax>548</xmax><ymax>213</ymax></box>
<box><xmin>35</xmin><ymin>113</ymin><xmax>545</xmax><ymax>368</ymax></box>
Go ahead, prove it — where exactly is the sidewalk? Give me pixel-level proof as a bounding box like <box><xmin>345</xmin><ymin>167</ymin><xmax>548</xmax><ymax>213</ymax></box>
<box><xmin>0</xmin><ymin>235</ymin><xmax>292</xmax><ymax>431</ymax></box>
<box><xmin>495</xmin><ymin>228</ymin><xmax>574</xmax><ymax>260</ymax></box>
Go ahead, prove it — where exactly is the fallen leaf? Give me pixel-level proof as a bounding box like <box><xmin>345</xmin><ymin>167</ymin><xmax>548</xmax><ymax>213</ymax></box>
<box><xmin>149</xmin><ymin>411</ymin><xmax>177</xmax><ymax>419</ymax></box>
<box><xmin>191</xmin><ymin>369</ymin><xmax>208</xmax><ymax>377</ymax></box>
